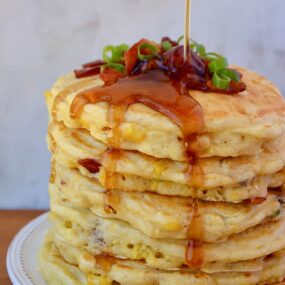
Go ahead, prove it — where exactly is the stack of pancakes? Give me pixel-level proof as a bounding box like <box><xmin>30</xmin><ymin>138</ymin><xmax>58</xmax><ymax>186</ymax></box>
<box><xmin>40</xmin><ymin>66</ymin><xmax>285</xmax><ymax>285</ymax></box>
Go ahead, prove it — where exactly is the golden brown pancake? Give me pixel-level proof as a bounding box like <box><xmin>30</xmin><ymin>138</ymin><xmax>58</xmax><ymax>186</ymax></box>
<box><xmin>51</xmin><ymin>164</ymin><xmax>281</xmax><ymax>241</ymax></box>
<box><xmin>48</xmin><ymin>118</ymin><xmax>285</xmax><ymax>189</ymax></box>
<box><xmin>40</xmin><ymin>231</ymin><xmax>285</xmax><ymax>285</ymax></box>
<box><xmin>46</xmin><ymin>67</ymin><xmax>285</xmax><ymax>161</ymax></box>
<box><xmin>49</xmin><ymin>187</ymin><xmax>285</xmax><ymax>269</ymax></box>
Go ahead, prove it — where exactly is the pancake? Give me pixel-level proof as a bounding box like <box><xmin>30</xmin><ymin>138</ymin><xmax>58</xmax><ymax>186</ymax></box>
<box><xmin>98</xmin><ymin>168</ymin><xmax>285</xmax><ymax>201</ymax></box>
<box><xmin>52</xmin><ymin>164</ymin><xmax>281</xmax><ymax>241</ymax></box>
<box><xmin>46</xmin><ymin>66</ymin><xmax>285</xmax><ymax>161</ymax></box>
<box><xmin>50</xmin><ymin>187</ymin><xmax>285</xmax><ymax>268</ymax></box>
<box><xmin>48</xmin><ymin>124</ymin><xmax>285</xmax><ymax>189</ymax></box>
<box><xmin>40</xmin><ymin>232</ymin><xmax>285</xmax><ymax>285</ymax></box>
<box><xmin>47</xmin><ymin>121</ymin><xmax>107</xmax><ymax>163</ymax></box>
<box><xmin>99</xmin><ymin>148</ymin><xmax>285</xmax><ymax>189</ymax></box>
<box><xmin>52</xmin><ymin>146</ymin><xmax>285</xmax><ymax>202</ymax></box>
<box><xmin>103</xmin><ymin>145</ymin><xmax>285</xmax><ymax>187</ymax></box>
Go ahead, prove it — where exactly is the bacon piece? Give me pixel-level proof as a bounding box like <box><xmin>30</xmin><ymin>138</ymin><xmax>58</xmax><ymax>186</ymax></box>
<box><xmin>82</xmin><ymin>59</ymin><xmax>105</xmax><ymax>68</ymax></box>
<box><xmin>74</xmin><ymin>66</ymin><xmax>101</xmax><ymax>78</ymax></box>
<box><xmin>78</xmin><ymin>158</ymin><xmax>101</xmax><ymax>173</ymax></box>
<box><xmin>100</xmin><ymin>67</ymin><xmax>125</xmax><ymax>86</ymax></box>
<box><xmin>207</xmin><ymin>80</ymin><xmax>247</xmax><ymax>94</ymax></box>
<box><xmin>161</xmin><ymin>36</ymin><xmax>179</xmax><ymax>47</ymax></box>
<box><xmin>124</xmin><ymin>39</ymin><xmax>159</xmax><ymax>75</ymax></box>
<box><xmin>248</xmin><ymin>197</ymin><xmax>267</xmax><ymax>205</ymax></box>
<box><xmin>124</xmin><ymin>39</ymin><xmax>145</xmax><ymax>74</ymax></box>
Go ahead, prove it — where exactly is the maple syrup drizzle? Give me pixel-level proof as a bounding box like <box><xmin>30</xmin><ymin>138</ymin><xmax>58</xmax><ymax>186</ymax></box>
<box><xmin>103</xmin><ymin>190</ymin><xmax>120</xmax><ymax>214</ymax></box>
<box><xmin>95</xmin><ymin>255</ymin><xmax>117</xmax><ymax>273</ymax></box>
<box><xmin>186</xmin><ymin>196</ymin><xmax>204</xmax><ymax>268</ymax></box>
<box><xmin>185</xmin><ymin>161</ymin><xmax>205</xmax><ymax>268</ymax></box>
<box><xmin>70</xmin><ymin>71</ymin><xmax>203</xmax><ymax>139</ymax></box>
<box><xmin>183</xmin><ymin>0</ymin><xmax>205</xmax><ymax>268</ymax></box>
<box><xmin>70</xmin><ymin>73</ymin><xmax>205</xmax><ymax>258</ymax></box>
<box><xmin>70</xmin><ymin>70</ymin><xmax>205</xmax><ymax>269</ymax></box>
<box><xmin>101</xmin><ymin>149</ymin><xmax>122</xmax><ymax>191</ymax></box>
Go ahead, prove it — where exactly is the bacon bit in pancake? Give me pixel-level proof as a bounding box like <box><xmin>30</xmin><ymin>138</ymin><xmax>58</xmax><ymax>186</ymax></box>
<box><xmin>248</xmin><ymin>197</ymin><xmax>267</xmax><ymax>205</ymax></box>
<box><xmin>78</xmin><ymin>158</ymin><xmax>101</xmax><ymax>173</ymax></box>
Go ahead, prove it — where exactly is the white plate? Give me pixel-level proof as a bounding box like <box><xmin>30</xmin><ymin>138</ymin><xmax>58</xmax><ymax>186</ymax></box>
<box><xmin>6</xmin><ymin>212</ymin><xmax>50</xmax><ymax>285</ymax></box>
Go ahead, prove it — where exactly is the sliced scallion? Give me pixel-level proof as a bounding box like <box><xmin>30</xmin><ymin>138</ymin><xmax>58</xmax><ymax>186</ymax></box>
<box><xmin>177</xmin><ymin>35</ymin><xmax>184</xmax><ymax>44</ymax></box>
<box><xmin>138</xmin><ymin>43</ymin><xmax>158</xmax><ymax>61</ymax></box>
<box><xmin>220</xmin><ymin>68</ymin><xmax>240</xmax><ymax>82</ymax></box>
<box><xmin>190</xmin><ymin>42</ymin><xmax>206</xmax><ymax>58</ymax></box>
<box><xmin>204</xmin><ymin>52</ymin><xmax>223</xmax><ymax>61</ymax></box>
<box><xmin>162</xmin><ymin>41</ymin><xmax>173</xmax><ymax>52</ymax></box>
<box><xmin>102</xmin><ymin>63</ymin><xmax>126</xmax><ymax>73</ymax></box>
<box><xmin>212</xmin><ymin>70</ymin><xmax>231</xmax><ymax>89</ymax></box>
<box><xmin>102</xmin><ymin>44</ymin><xmax>129</xmax><ymax>63</ymax></box>
<box><xmin>103</xmin><ymin>45</ymin><xmax>115</xmax><ymax>63</ymax></box>
<box><xmin>208</xmin><ymin>57</ymin><xmax>228</xmax><ymax>73</ymax></box>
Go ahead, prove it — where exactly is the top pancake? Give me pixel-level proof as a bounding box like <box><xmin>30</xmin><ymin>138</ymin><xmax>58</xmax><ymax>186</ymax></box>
<box><xmin>46</xmin><ymin>66</ymin><xmax>285</xmax><ymax>161</ymax></box>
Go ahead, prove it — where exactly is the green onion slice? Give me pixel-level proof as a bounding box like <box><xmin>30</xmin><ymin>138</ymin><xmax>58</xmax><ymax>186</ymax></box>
<box><xmin>191</xmin><ymin>42</ymin><xmax>206</xmax><ymax>58</ymax></box>
<box><xmin>138</xmin><ymin>43</ymin><xmax>158</xmax><ymax>61</ymax></box>
<box><xmin>177</xmin><ymin>35</ymin><xmax>184</xmax><ymax>44</ymax></box>
<box><xmin>205</xmin><ymin>52</ymin><xmax>224</xmax><ymax>61</ymax></box>
<box><xmin>212</xmin><ymin>71</ymin><xmax>231</xmax><ymax>90</ymax></box>
<box><xmin>220</xmin><ymin>68</ymin><xmax>240</xmax><ymax>82</ymax></box>
<box><xmin>103</xmin><ymin>44</ymin><xmax>129</xmax><ymax>63</ymax></box>
<box><xmin>103</xmin><ymin>45</ymin><xmax>115</xmax><ymax>63</ymax></box>
<box><xmin>208</xmin><ymin>57</ymin><xmax>228</xmax><ymax>73</ymax></box>
<box><xmin>114</xmin><ymin>43</ymin><xmax>129</xmax><ymax>59</ymax></box>
<box><xmin>162</xmin><ymin>41</ymin><xmax>173</xmax><ymax>52</ymax></box>
<box><xmin>101</xmin><ymin>63</ymin><xmax>126</xmax><ymax>73</ymax></box>
<box><xmin>212</xmin><ymin>68</ymin><xmax>241</xmax><ymax>89</ymax></box>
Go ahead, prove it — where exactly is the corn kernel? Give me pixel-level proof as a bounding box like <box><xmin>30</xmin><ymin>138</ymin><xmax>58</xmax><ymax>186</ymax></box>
<box><xmin>121</xmin><ymin>124</ymin><xmax>146</xmax><ymax>143</ymax></box>
<box><xmin>87</xmin><ymin>274</ymin><xmax>112</xmax><ymax>285</ymax></box>
<box><xmin>163</xmin><ymin>221</ymin><xmax>182</xmax><ymax>231</ymax></box>
<box><xmin>64</xmin><ymin>221</ymin><xmax>72</xmax><ymax>228</ymax></box>
<box><xmin>153</xmin><ymin>160</ymin><xmax>168</xmax><ymax>178</ymax></box>
<box><xmin>150</xmin><ymin>180</ymin><xmax>158</xmax><ymax>190</ymax></box>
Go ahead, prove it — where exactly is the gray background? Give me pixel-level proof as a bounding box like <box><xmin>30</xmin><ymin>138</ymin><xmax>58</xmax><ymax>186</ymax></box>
<box><xmin>0</xmin><ymin>0</ymin><xmax>284</xmax><ymax>209</ymax></box>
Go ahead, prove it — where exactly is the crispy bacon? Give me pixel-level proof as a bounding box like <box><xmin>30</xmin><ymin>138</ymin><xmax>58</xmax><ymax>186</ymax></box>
<box><xmin>74</xmin><ymin>38</ymin><xmax>246</xmax><ymax>94</ymax></box>
<box><xmin>124</xmin><ymin>39</ymin><xmax>160</xmax><ymax>75</ymax></box>
<box><xmin>161</xmin><ymin>36</ymin><xmax>179</xmax><ymax>47</ymax></box>
<box><xmin>99</xmin><ymin>67</ymin><xmax>125</xmax><ymax>86</ymax></box>
<box><xmin>78</xmin><ymin>158</ymin><xmax>101</xmax><ymax>173</ymax></box>
<box><xmin>74</xmin><ymin>66</ymin><xmax>101</xmax><ymax>78</ymax></box>
<box><xmin>247</xmin><ymin>197</ymin><xmax>267</xmax><ymax>205</ymax></box>
<box><xmin>207</xmin><ymin>80</ymin><xmax>247</xmax><ymax>94</ymax></box>
<box><xmin>82</xmin><ymin>59</ymin><xmax>105</xmax><ymax>68</ymax></box>
<box><xmin>124</xmin><ymin>39</ymin><xmax>146</xmax><ymax>74</ymax></box>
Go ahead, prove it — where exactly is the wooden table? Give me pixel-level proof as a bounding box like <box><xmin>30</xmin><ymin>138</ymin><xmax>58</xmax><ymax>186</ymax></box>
<box><xmin>0</xmin><ymin>210</ymin><xmax>45</xmax><ymax>285</ymax></box>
